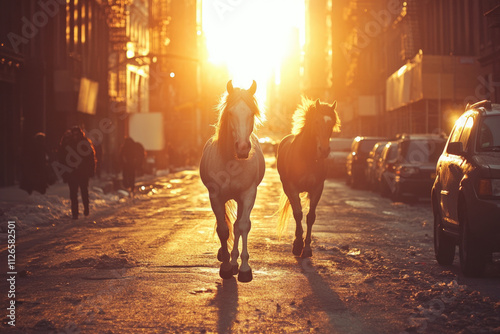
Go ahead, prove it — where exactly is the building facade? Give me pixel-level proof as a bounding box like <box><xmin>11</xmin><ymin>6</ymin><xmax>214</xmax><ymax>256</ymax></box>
<box><xmin>336</xmin><ymin>0</ymin><xmax>500</xmax><ymax>138</ymax></box>
<box><xmin>0</xmin><ymin>0</ymin><xmax>111</xmax><ymax>186</ymax></box>
<box><xmin>0</xmin><ymin>0</ymin><xmax>205</xmax><ymax>185</ymax></box>
<box><xmin>149</xmin><ymin>0</ymin><xmax>201</xmax><ymax>167</ymax></box>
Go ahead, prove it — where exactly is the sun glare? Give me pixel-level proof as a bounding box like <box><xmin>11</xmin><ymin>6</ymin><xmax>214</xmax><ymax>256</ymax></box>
<box><xmin>202</xmin><ymin>0</ymin><xmax>305</xmax><ymax>101</ymax></box>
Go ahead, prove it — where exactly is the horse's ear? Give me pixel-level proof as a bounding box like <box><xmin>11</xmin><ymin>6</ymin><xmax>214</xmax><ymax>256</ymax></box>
<box><xmin>331</xmin><ymin>101</ymin><xmax>337</xmax><ymax>110</ymax></box>
<box><xmin>315</xmin><ymin>99</ymin><xmax>321</xmax><ymax>109</ymax></box>
<box><xmin>248</xmin><ymin>80</ymin><xmax>257</xmax><ymax>95</ymax></box>
<box><xmin>227</xmin><ymin>80</ymin><xmax>234</xmax><ymax>94</ymax></box>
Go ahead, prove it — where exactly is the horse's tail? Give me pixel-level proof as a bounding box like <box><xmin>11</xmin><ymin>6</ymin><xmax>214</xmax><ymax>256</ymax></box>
<box><xmin>224</xmin><ymin>200</ymin><xmax>237</xmax><ymax>250</ymax></box>
<box><xmin>277</xmin><ymin>192</ymin><xmax>309</xmax><ymax>237</ymax></box>
<box><xmin>277</xmin><ymin>191</ymin><xmax>292</xmax><ymax>237</ymax></box>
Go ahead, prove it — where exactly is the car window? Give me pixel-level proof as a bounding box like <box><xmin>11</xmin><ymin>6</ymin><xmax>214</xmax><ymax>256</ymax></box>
<box><xmin>330</xmin><ymin>139</ymin><xmax>352</xmax><ymax>152</ymax></box>
<box><xmin>375</xmin><ymin>143</ymin><xmax>386</xmax><ymax>155</ymax></box>
<box><xmin>449</xmin><ymin>116</ymin><xmax>466</xmax><ymax>144</ymax></box>
<box><xmin>387</xmin><ymin>144</ymin><xmax>398</xmax><ymax>161</ymax></box>
<box><xmin>459</xmin><ymin>117</ymin><xmax>474</xmax><ymax>149</ymax></box>
<box><xmin>402</xmin><ymin>140</ymin><xmax>445</xmax><ymax>164</ymax></box>
<box><xmin>359</xmin><ymin>140</ymin><xmax>379</xmax><ymax>154</ymax></box>
<box><xmin>477</xmin><ymin>115</ymin><xmax>500</xmax><ymax>151</ymax></box>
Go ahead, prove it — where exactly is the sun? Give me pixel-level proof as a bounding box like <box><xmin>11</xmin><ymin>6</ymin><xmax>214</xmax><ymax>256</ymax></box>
<box><xmin>202</xmin><ymin>0</ymin><xmax>305</xmax><ymax>102</ymax></box>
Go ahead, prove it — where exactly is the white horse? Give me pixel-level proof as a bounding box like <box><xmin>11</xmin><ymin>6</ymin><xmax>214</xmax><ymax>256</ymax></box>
<box><xmin>200</xmin><ymin>80</ymin><xmax>265</xmax><ymax>282</ymax></box>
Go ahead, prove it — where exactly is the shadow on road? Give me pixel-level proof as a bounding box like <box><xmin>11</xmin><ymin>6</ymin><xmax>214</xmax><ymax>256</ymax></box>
<box><xmin>213</xmin><ymin>277</ymin><xmax>238</xmax><ymax>333</ymax></box>
<box><xmin>296</xmin><ymin>257</ymin><xmax>377</xmax><ymax>334</ymax></box>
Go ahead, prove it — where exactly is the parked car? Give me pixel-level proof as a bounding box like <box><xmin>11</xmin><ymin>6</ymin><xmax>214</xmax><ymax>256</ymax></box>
<box><xmin>326</xmin><ymin>137</ymin><xmax>353</xmax><ymax>178</ymax></box>
<box><xmin>259</xmin><ymin>137</ymin><xmax>278</xmax><ymax>155</ymax></box>
<box><xmin>346</xmin><ymin>136</ymin><xmax>388</xmax><ymax>187</ymax></box>
<box><xmin>431</xmin><ymin>100</ymin><xmax>500</xmax><ymax>277</ymax></box>
<box><xmin>376</xmin><ymin>141</ymin><xmax>399</xmax><ymax>195</ymax></box>
<box><xmin>365</xmin><ymin>141</ymin><xmax>388</xmax><ymax>189</ymax></box>
<box><xmin>379</xmin><ymin>134</ymin><xmax>446</xmax><ymax>201</ymax></box>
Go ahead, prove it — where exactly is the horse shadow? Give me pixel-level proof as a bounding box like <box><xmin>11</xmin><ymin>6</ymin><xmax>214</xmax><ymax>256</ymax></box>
<box><xmin>296</xmin><ymin>257</ymin><xmax>345</xmax><ymax>310</ymax></box>
<box><xmin>296</xmin><ymin>257</ymin><xmax>375</xmax><ymax>333</ymax></box>
<box><xmin>212</xmin><ymin>277</ymin><xmax>238</xmax><ymax>333</ymax></box>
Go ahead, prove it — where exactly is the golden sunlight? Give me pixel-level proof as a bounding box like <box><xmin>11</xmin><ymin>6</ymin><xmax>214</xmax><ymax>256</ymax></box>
<box><xmin>202</xmin><ymin>0</ymin><xmax>305</xmax><ymax>101</ymax></box>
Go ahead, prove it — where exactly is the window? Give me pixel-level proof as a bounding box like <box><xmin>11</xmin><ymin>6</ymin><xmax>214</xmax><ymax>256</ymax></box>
<box><xmin>448</xmin><ymin>116</ymin><xmax>466</xmax><ymax>145</ymax></box>
<box><xmin>459</xmin><ymin>117</ymin><xmax>474</xmax><ymax>149</ymax></box>
<box><xmin>477</xmin><ymin>115</ymin><xmax>500</xmax><ymax>151</ymax></box>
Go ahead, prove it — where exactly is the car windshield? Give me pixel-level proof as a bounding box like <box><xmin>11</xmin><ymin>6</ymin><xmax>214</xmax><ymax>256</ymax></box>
<box><xmin>387</xmin><ymin>144</ymin><xmax>398</xmax><ymax>160</ymax></box>
<box><xmin>375</xmin><ymin>143</ymin><xmax>387</xmax><ymax>155</ymax></box>
<box><xmin>400</xmin><ymin>140</ymin><xmax>445</xmax><ymax>164</ymax></box>
<box><xmin>330</xmin><ymin>139</ymin><xmax>352</xmax><ymax>152</ymax></box>
<box><xmin>359</xmin><ymin>140</ymin><xmax>380</xmax><ymax>154</ymax></box>
<box><xmin>477</xmin><ymin>115</ymin><xmax>500</xmax><ymax>152</ymax></box>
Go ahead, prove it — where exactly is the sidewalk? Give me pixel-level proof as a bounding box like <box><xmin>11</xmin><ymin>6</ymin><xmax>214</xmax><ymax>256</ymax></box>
<box><xmin>0</xmin><ymin>169</ymin><xmax>177</xmax><ymax>233</ymax></box>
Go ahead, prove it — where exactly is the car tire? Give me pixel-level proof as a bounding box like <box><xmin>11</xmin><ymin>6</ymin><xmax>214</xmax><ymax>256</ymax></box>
<box><xmin>459</xmin><ymin>206</ymin><xmax>487</xmax><ymax>277</ymax></box>
<box><xmin>433</xmin><ymin>207</ymin><xmax>455</xmax><ymax>265</ymax></box>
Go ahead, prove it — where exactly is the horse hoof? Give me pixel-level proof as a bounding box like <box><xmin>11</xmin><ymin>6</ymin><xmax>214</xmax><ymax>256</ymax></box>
<box><xmin>292</xmin><ymin>240</ymin><xmax>304</xmax><ymax>256</ymax></box>
<box><xmin>301</xmin><ymin>248</ymin><xmax>313</xmax><ymax>258</ymax></box>
<box><xmin>219</xmin><ymin>265</ymin><xmax>234</xmax><ymax>279</ymax></box>
<box><xmin>238</xmin><ymin>269</ymin><xmax>253</xmax><ymax>283</ymax></box>
<box><xmin>232</xmin><ymin>263</ymin><xmax>239</xmax><ymax>275</ymax></box>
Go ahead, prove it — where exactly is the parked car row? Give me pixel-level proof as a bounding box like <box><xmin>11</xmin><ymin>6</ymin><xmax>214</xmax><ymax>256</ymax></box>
<box><xmin>339</xmin><ymin>134</ymin><xmax>447</xmax><ymax>202</ymax></box>
<box><xmin>324</xmin><ymin>100</ymin><xmax>500</xmax><ymax>278</ymax></box>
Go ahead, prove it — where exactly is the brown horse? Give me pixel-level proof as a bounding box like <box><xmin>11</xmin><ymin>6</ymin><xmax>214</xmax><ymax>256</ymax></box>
<box><xmin>277</xmin><ymin>97</ymin><xmax>340</xmax><ymax>257</ymax></box>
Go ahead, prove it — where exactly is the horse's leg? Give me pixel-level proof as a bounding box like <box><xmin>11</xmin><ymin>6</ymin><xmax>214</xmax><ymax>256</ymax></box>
<box><xmin>211</xmin><ymin>196</ymin><xmax>233</xmax><ymax>279</ymax></box>
<box><xmin>302</xmin><ymin>183</ymin><xmax>324</xmax><ymax>258</ymax></box>
<box><xmin>235</xmin><ymin>187</ymin><xmax>257</xmax><ymax>282</ymax></box>
<box><xmin>285</xmin><ymin>186</ymin><xmax>304</xmax><ymax>256</ymax></box>
<box><xmin>230</xmin><ymin>214</ymin><xmax>241</xmax><ymax>275</ymax></box>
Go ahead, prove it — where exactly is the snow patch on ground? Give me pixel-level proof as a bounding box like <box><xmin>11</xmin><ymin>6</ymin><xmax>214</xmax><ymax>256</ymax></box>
<box><xmin>0</xmin><ymin>169</ymin><xmax>179</xmax><ymax>233</ymax></box>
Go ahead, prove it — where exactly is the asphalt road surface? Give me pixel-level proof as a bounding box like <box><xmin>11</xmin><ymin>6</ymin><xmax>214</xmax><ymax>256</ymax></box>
<box><xmin>1</xmin><ymin>157</ymin><xmax>499</xmax><ymax>333</ymax></box>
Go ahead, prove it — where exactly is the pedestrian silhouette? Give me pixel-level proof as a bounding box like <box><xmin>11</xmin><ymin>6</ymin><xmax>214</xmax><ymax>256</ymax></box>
<box><xmin>19</xmin><ymin>132</ymin><xmax>54</xmax><ymax>195</ymax></box>
<box><xmin>57</xmin><ymin>126</ymin><xmax>96</xmax><ymax>219</ymax></box>
<box><xmin>119</xmin><ymin>137</ymin><xmax>145</xmax><ymax>195</ymax></box>
<box><xmin>134</xmin><ymin>141</ymin><xmax>146</xmax><ymax>177</ymax></box>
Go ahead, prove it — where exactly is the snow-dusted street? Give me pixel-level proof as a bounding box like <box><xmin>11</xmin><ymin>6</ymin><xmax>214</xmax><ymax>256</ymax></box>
<box><xmin>1</xmin><ymin>157</ymin><xmax>499</xmax><ymax>333</ymax></box>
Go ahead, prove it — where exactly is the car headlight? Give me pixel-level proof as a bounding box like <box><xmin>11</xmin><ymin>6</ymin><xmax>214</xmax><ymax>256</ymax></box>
<box><xmin>478</xmin><ymin>179</ymin><xmax>500</xmax><ymax>197</ymax></box>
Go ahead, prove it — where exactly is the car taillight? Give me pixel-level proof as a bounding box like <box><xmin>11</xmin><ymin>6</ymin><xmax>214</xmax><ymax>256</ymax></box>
<box><xmin>478</xmin><ymin>179</ymin><xmax>500</xmax><ymax>197</ymax></box>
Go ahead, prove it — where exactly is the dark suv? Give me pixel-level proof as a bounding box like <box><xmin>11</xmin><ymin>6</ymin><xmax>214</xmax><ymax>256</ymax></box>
<box><xmin>432</xmin><ymin>100</ymin><xmax>500</xmax><ymax>277</ymax></box>
<box><xmin>346</xmin><ymin>136</ymin><xmax>387</xmax><ymax>187</ymax></box>
<box><xmin>381</xmin><ymin>134</ymin><xmax>446</xmax><ymax>201</ymax></box>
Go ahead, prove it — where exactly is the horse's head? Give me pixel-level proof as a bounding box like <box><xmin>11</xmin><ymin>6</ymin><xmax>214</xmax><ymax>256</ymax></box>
<box><xmin>225</xmin><ymin>80</ymin><xmax>258</xmax><ymax>159</ymax></box>
<box><xmin>313</xmin><ymin>99</ymin><xmax>340</xmax><ymax>159</ymax></box>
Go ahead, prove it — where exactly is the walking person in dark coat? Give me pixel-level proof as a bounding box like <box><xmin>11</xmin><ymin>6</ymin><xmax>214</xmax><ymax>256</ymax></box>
<box><xmin>58</xmin><ymin>126</ymin><xmax>96</xmax><ymax>219</ymax></box>
<box><xmin>119</xmin><ymin>137</ymin><xmax>140</xmax><ymax>195</ymax></box>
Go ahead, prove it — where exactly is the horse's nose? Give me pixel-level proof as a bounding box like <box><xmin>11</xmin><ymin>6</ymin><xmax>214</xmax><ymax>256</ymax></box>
<box><xmin>235</xmin><ymin>140</ymin><xmax>251</xmax><ymax>158</ymax></box>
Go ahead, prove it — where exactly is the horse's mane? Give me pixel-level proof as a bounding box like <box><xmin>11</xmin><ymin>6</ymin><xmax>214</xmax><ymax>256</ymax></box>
<box><xmin>213</xmin><ymin>88</ymin><xmax>264</xmax><ymax>143</ymax></box>
<box><xmin>291</xmin><ymin>96</ymin><xmax>340</xmax><ymax>135</ymax></box>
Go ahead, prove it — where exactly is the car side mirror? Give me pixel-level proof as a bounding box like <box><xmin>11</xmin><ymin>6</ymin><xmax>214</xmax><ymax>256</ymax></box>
<box><xmin>447</xmin><ymin>142</ymin><xmax>464</xmax><ymax>155</ymax></box>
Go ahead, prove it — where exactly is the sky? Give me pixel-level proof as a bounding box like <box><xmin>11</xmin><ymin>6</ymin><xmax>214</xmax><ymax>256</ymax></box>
<box><xmin>202</xmin><ymin>0</ymin><xmax>305</xmax><ymax>101</ymax></box>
